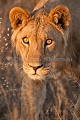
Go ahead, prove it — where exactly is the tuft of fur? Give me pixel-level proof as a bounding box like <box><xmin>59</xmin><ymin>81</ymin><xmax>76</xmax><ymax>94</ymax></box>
<box><xmin>49</xmin><ymin>5</ymin><xmax>71</xmax><ymax>30</ymax></box>
<box><xmin>9</xmin><ymin>7</ymin><xmax>30</xmax><ymax>30</ymax></box>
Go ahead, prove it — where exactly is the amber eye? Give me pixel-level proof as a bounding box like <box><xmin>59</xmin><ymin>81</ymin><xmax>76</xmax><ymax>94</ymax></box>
<box><xmin>22</xmin><ymin>37</ymin><xmax>29</xmax><ymax>44</ymax></box>
<box><xmin>45</xmin><ymin>39</ymin><xmax>53</xmax><ymax>46</ymax></box>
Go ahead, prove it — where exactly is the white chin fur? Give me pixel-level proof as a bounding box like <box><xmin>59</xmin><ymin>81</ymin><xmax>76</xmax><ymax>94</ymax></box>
<box><xmin>27</xmin><ymin>74</ymin><xmax>46</xmax><ymax>80</ymax></box>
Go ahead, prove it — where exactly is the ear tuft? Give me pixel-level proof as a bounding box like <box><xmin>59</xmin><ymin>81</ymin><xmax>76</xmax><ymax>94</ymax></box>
<box><xmin>9</xmin><ymin>7</ymin><xmax>30</xmax><ymax>30</ymax></box>
<box><xmin>49</xmin><ymin>5</ymin><xmax>71</xmax><ymax>30</ymax></box>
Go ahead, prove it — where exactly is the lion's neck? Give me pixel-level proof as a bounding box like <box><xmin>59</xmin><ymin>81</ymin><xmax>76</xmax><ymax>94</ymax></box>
<box><xmin>20</xmin><ymin>75</ymin><xmax>46</xmax><ymax>120</ymax></box>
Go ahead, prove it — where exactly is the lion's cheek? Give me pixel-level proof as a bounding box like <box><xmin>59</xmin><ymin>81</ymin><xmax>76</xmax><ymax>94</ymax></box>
<box><xmin>37</xmin><ymin>68</ymin><xmax>49</xmax><ymax>76</ymax></box>
<box><xmin>23</xmin><ymin>65</ymin><xmax>35</xmax><ymax>75</ymax></box>
<box><xmin>16</xmin><ymin>42</ymin><xmax>28</xmax><ymax>59</ymax></box>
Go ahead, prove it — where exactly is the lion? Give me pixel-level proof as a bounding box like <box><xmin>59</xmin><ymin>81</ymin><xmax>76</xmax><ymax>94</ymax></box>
<box><xmin>9</xmin><ymin>0</ymin><xmax>80</xmax><ymax>120</ymax></box>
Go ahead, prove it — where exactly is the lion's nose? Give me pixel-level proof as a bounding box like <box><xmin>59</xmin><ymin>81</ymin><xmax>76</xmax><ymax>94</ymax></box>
<box><xmin>28</xmin><ymin>64</ymin><xmax>43</xmax><ymax>71</ymax></box>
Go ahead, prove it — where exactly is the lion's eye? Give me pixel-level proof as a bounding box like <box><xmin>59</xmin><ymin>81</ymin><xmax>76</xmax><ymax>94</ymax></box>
<box><xmin>22</xmin><ymin>37</ymin><xmax>29</xmax><ymax>44</ymax></box>
<box><xmin>45</xmin><ymin>39</ymin><xmax>53</xmax><ymax>46</ymax></box>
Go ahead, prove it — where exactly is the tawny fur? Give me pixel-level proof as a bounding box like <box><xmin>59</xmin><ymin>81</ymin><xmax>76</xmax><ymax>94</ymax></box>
<box><xmin>9</xmin><ymin>1</ymin><xmax>80</xmax><ymax>120</ymax></box>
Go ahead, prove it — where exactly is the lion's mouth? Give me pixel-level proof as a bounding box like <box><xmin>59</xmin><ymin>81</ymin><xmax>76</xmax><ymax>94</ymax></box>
<box><xmin>23</xmin><ymin>65</ymin><xmax>49</xmax><ymax>80</ymax></box>
<box><xmin>32</xmin><ymin>73</ymin><xmax>38</xmax><ymax>75</ymax></box>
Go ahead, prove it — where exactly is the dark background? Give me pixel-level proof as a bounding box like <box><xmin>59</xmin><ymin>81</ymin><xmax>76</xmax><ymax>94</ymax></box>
<box><xmin>0</xmin><ymin>0</ymin><xmax>80</xmax><ymax>120</ymax></box>
<box><xmin>0</xmin><ymin>1</ymin><xmax>39</xmax><ymax>119</ymax></box>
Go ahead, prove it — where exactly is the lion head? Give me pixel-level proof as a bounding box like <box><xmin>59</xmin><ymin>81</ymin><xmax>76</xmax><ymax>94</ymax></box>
<box><xmin>9</xmin><ymin>5</ymin><xmax>71</xmax><ymax>80</ymax></box>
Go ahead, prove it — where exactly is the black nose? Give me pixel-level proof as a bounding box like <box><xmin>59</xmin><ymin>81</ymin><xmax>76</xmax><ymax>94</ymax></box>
<box><xmin>28</xmin><ymin>64</ymin><xmax>43</xmax><ymax>71</ymax></box>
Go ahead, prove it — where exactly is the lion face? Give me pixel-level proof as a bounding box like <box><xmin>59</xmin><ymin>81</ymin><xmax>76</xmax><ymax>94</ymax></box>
<box><xmin>15</xmin><ymin>21</ymin><xmax>64</xmax><ymax>80</ymax></box>
<box><xmin>9</xmin><ymin>6</ymin><xmax>71</xmax><ymax>80</ymax></box>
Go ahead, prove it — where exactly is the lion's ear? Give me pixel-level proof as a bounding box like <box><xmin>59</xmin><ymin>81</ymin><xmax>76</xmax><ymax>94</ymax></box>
<box><xmin>9</xmin><ymin>7</ymin><xmax>30</xmax><ymax>30</ymax></box>
<box><xmin>49</xmin><ymin>5</ymin><xmax>71</xmax><ymax>30</ymax></box>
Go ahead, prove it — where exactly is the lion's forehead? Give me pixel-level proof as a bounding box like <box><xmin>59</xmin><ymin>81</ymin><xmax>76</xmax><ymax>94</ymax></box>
<box><xmin>21</xmin><ymin>21</ymin><xmax>63</xmax><ymax>42</ymax></box>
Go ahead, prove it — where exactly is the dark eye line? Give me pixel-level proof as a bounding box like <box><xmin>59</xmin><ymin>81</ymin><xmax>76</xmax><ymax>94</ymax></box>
<box><xmin>22</xmin><ymin>37</ymin><xmax>29</xmax><ymax>44</ymax></box>
<box><xmin>45</xmin><ymin>38</ymin><xmax>53</xmax><ymax>46</ymax></box>
<box><xmin>22</xmin><ymin>37</ymin><xmax>28</xmax><ymax>40</ymax></box>
<box><xmin>22</xmin><ymin>36</ymin><xmax>27</xmax><ymax>39</ymax></box>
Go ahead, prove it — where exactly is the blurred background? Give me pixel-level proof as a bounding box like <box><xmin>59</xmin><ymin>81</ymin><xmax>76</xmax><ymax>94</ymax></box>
<box><xmin>0</xmin><ymin>1</ymin><xmax>40</xmax><ymax>120</ymax></box>
<box><xmin>0</xmin><ymin>0</ymin><xmax>80</xmax><ymax>120</ymax></box>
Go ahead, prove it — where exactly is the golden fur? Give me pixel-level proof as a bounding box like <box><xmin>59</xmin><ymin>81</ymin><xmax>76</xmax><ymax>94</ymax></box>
<box><xmin>9</xmin><ymin>3</ymin><xmax>80</xmax><ymax>120</ymax></box>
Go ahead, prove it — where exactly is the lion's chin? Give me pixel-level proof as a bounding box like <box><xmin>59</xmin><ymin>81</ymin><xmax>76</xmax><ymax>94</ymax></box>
<box><xmin>27</xmin><ymin>74</ymin><xmax>46</xmax><ymax>80</ymax></box>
